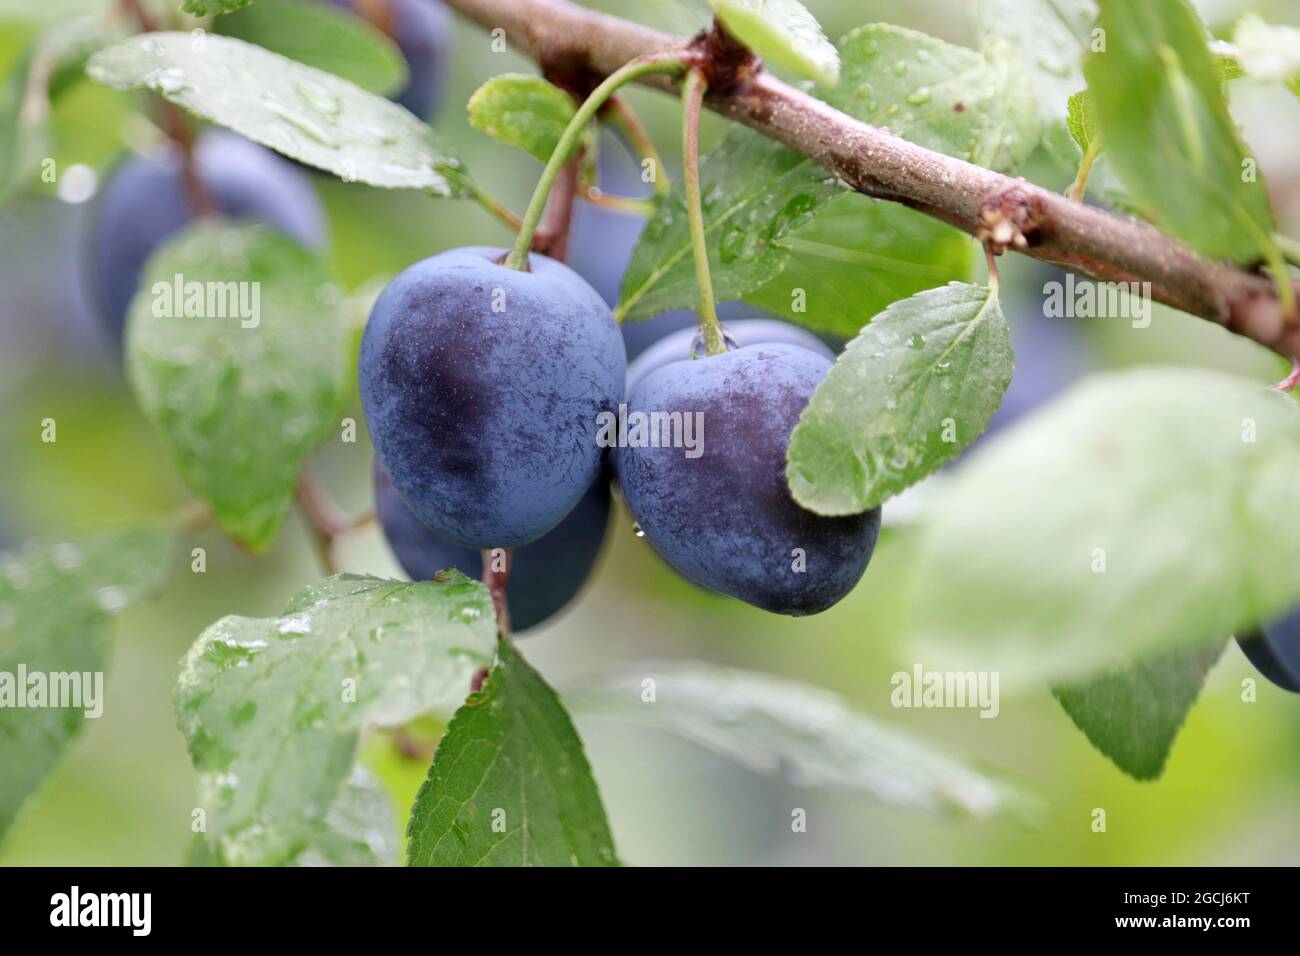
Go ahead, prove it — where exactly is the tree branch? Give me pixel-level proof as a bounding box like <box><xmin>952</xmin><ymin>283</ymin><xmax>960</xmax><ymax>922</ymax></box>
<box><xmin>443</xmin><ymin>0</ymin><xmax>1300</xmax><ymax>359</ymax></box>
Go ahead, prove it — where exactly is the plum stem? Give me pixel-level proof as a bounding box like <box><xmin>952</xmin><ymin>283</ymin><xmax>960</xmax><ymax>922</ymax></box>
<box><xmin>1273</xmin><ymin>358</ymin><xmax>1300</xmax><ymax>392</ymax></box>
<box><xmin>984</xmin><ymin>243</ymin><xmax>1001</xmax><ymax>295</ymax></box>
<box><xmin>576</xmin><ymin>180</ymin><xmax>657</xmax><ymax>216</ymax></box>
<box><xmin>606</xmin><ymin>95</ymin><xmax>672</xmax><ymax>198</ymax></box>
<box><xmin>505</xmin><ymin>52</ymin><xmax>691</xmax><ymax>271</ymax></box>
<box><xmin>117</xmin><ymin>0</ymin><xmax>217</xmax><ymax>217</ymax></box>
<box><xmin>1065</xmin><ymin>137</ymin><xmax>1102</xmax><ymax>203</ymax></box>
<box><xmin>383</xmin><ymin>724</ymin><xmax>439</xmax><ymax>762</ymax></box>
<box><xmin>531</xmin><ymin>155</ymin><xmax>580</xmax><ymax>262</ymax></box>
<box><xmin>481</xmin><ymin>549</ymin><xmax>512</xmax><ymax>637</ymax></box>
<box><xmin>296</xmin><ymin>466</ymin><xmax>372</xmax><ymax>575</ymax></box>
<box><xmin>682</xmin><ymin>68</ymin><xmax>724</xmax><ymax>357</ymax></box>
<box><xmin>468</xmin><ymin>182</ymin><xmax>523</xmax><ymax>232</ymax></box>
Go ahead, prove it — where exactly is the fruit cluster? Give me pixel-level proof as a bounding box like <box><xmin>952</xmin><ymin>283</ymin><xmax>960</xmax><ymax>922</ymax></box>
<box><xmin>81</xmin><ymin>0</ymin><xmax>1300</xmax><ymax>680</ymax></box>
<box><xmin>359</xmin><ymin>248</ymin><xmax>882</xmax><ymax>630</ymax></box>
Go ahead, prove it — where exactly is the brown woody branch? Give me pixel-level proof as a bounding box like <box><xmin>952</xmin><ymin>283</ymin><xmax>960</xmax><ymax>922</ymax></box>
<box><xmin>444</xmin><ymin>0</ymin><xmax>1300</xmax><ymax>359</ymax></box>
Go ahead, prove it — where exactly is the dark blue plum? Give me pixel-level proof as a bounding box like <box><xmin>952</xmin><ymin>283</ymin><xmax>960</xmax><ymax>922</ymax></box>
<box><xmin>626</xmin><ymin>318</ymin><xmax>834</xmax><ymax>395</ymax></box>
<box><xmin>88</xmin><ymin>131</ymin><xmax>327</xmax><ymax>340</ymax></box>
<box><xmin>1238</xmin><ymin>606</ymin><xmax>1300</xmax><ymax>692</ymax></box>
<box><xmin>332</xmin><ymin>0</ymin><xmax>450</xmax><ymax>119</ymax></box>
<box><xmin>374</xmin><ymin>458</ymin><xmax>610</xmax><ymax>631</ymax></box>
<box><xmin>359</xmin><ymin>246</ymin><xmax>624</xmax><ymax>549</ymax></box>
<box><xmin>615</xmin><ymin>342</ymin><xmax>880</xmax><ymax>615</ymax></box>
<box><xmin>567</xmin><ymin>134</ymin><xmax>749</xmax><ymax>359</ymax></box>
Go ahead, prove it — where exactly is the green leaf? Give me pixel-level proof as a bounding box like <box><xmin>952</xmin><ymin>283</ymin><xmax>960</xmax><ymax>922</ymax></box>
<box><xmin>835</xmin><ymin>24</ymin><xmax>1038</xmax><ymax>172</ymax></box>
<box><xmin>744</xmin><ymin>192</ymin><xmax>975</xmax><ymax>337</ymax></box>
<box><xmin>907</xmin><ymin>367</ymin><xmax>1300</xmax><ymax>686</ymax></box>
<box><xmin>618</xmin><ymin>23</ymin><xmax>1036</xmax><ymax>323</ymax></box>
<box><xmin>1210</xmin><ymin>43</ymin><xmax>1246</xmax><ymax>83</ymax></box>
<box><xmin>183</xmin><ymin>0</ymin><xmax>255</xmax><ymax>15</ymax></box>
<box><xmin>1231</xmin><ymin>14</ymin><xmax>1300</xmax><ymax>99</ymax></box>
<box><xmin>711</xmin><ymin>0</ymin><xmax>840</xmax><ymax>86</ymax></box>
<box><xmin>1085</xmin><ymin>0</ymin><xmax>1276</xmax><ymax>264</ymax></box>
<box><xmin>976</xmin><ymin>37</ymin><xmax>1046</xmax><ymax>173</ymax></box>
<box><xmin>467</xmin><ymin>73</ymin><xmax>578</xmax><ymax>163</ymax></box>
<box><xmin>0</xmin><ymin>529</ymin><xmax>175</xmax><ymax>843</ymax></box>
<box><xmin>617</xmin><ymin>125</ymin><xmax>838</xmax><ymax>323</ymax></box>
<box><xmin>786</xmin><ymin>283</ymin><xmax>1012</xmax><ymax>515</ymax></box>
<box><xmin>407</xmin><ymin>639</ymin><xmax>619</xmax><ymax>867</ymax></box>
<box><xmin>87</xmin><ymin>32</ymin><xmax>465</xmax><ymax>193</ymax></box>
<box><xmin>175</xmin><ymin>572</ymin><xmax>496</xmax><ymax>866</ymax></box>
<box><xmin>190</xmin><ymin>766</ymin><xmax>399</xmax><ymax>866</ymax></box>
<box><xmin>973</xmin><ymin>0</ymin><xmax>1097</xmax><ymax>169</ymax></box>
<box><xmin>1066</xmin><ymin>89</ymin><xmax>1098</xmax><ymax>154</ymax></box>
<box><xmin>218</xmin><ymin>0</ymin><xmax>408</xmax><ymax>97</ymax></box>
<box><xmin>1054</xmin><ymin>640</ymin><xmax>1225</xmax><ymax>781</ymax></box>
<box><xmin>126</xmin><ymin>222</ymin><xmax>347</xmax><ymax>552</ymax></box>
<box><xmin>570</xmin><ymin>662</ymin><xmax>1040</xmax><ymax>821</ymax></box>
<box><xmin>295</xmin><ymin>767</ymin><xmax>399</xmax><ymax>866</ymax></box>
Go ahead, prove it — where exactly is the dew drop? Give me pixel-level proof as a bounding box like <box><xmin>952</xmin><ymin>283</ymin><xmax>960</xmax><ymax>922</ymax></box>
<box><xmin>294</xmin><ymin>79</ymin><xmax>342</xmax><ymax>119</ymax></box>
<box><xmin>96</xmin><ymin>586</ymin><xmax>128</xmax><ymax>613</ymax></box>
<box><xmin>261</xmin><ymin>93</ymin><xmax>340</xmax><ymax>148</ymax></box>
<box><xmin>718</xmin><ymin>226</ymin><xmax>759</xmax><ymax>264</ymax></box>
<box><xmin>145</xmin><ymin>66</ymin><xmax>187</xmax><ymax>95</ymax></box>
<box><xmin>278</xmin><ymin>615</ymin><xmax>311</xmax><ymax>637</ymax></box>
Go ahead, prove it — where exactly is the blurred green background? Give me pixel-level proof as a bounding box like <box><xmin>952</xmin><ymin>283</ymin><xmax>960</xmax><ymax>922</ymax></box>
<box><xmin>1</xmin><ymin>0</ymin><xmax>1299</xmax><ymax>866</ymax></box>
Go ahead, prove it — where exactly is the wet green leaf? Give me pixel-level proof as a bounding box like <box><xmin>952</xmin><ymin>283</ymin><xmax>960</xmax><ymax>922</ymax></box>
<box><xmin>407</xmin><ymin>640</ymin><xmax>618</xmax><ymax>867</ymax></box>
<box><xmin>1085</xmin><ymin>0</ymin><xmax>1276</xmax><ymax>264</ymax></box>
<box><xmin>184</xmin><ymin>0</ymin><xmax>255</xmax><ymax>15</ymax></box>
<box><xmin>908</xmin><ymin>368</ymin><xmax>1300</xmax><ymax>685</ymax></box>
<box><xmin>467</xmin><ymin>73</ymin><xmax>577</xmax><ymax>162</ymax></box>
<box><xmin>786</xmin><ymin>283</ymin><xmax>1011</xmax><ymax>514</ymax></box>
<box><xmin>126</xmin><ymin>222</ymin><xmax>348</xmax><ymax>552</ymax></box>
<box><xmin>711</xmin><ymin>0</ymin><xmax>839</xmax><ymax>86</ymax></box>
<box><xmin>617</xmin><ymin>125</ymin><xmax>837</xmax><ymax>323</ymax></box>
<box><xmin>1054</xmin><ymin>640</ymin><xmax>1225</xmax><ymax>781</ymax></box>
<box><xmin>1066</xmin><ymin>89</ymin><xmax>1099</xmax><ymax>153</ymax></box>
<box><xmin>176</xmin><ymin>572</ymin><xmax>496</xmax><ymax>866</ymax></box>
<box><xmin>0</xmin><ymin>529</ymin><xmax>175</xmax><ymax>844</ymax></box>
<box><xmin>974</xmin><ymin>0</ymin><xmax>1097</xmax><ymax>169</ymax></box>
<box><xmin>571</xmin><ymin>662</ymin><xmax>1040</xmax><ymax>821</ymax></box>
<box><xmin>88</xmin><ymin>32</ymin><xmax>466</xmax><ymax>193</ymax></box>
<box><xmin>745</xmin><ymin>192</ymin><xmax>974</xmax><ymax>336</ymax></box>
<box><xmin>295</xmin><ymin>767</ymin><xmax>399</xmax><ymax>866</ymax></box>
<box><xmin>218</xmin><ymin>0</ymin><xmax>408</xmax><ymax>97</ymax></box>
<box><xmin>618</xmin><ymin>24</ymin><xmax>1036</xmax><ymax>323</ymax></box>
